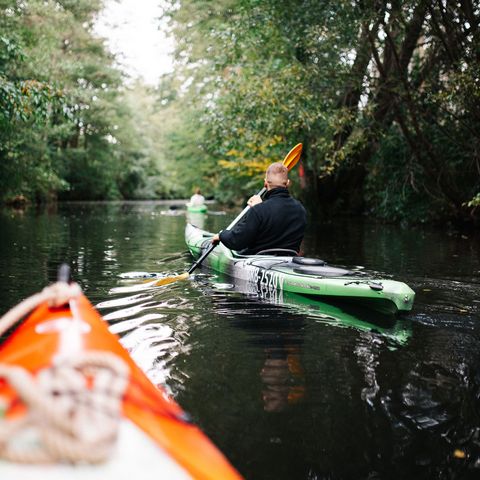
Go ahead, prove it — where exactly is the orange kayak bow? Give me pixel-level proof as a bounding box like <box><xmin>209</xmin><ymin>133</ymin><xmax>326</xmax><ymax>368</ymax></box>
<box><xmin>0</xmin><ymin>292</ymin><xmax>241</xmax><ymax>479</ymax></box>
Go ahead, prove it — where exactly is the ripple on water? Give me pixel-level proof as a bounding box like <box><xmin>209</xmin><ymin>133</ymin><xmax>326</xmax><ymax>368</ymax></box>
<box><xmin>399</xmin><ymin>369</ymin><xmax>459</xmax><ymax>430</ymax></box>
<box><xmin>411</xmin><ymin>275</ymin><xmax>480</xmax><ymax>315</ymax></box>
<box><xmin>3</xmin><ymin>205</ymin><xmax>480</xmax><ymax>478</ymax></box>
<box><xmin>96</xmin><ymin>293</ymin><xmax>153</xmax><ymax>309</ymax></box>
<box><xmin>100</xmin><ymin>274</ymin><xmax>202</xmax><ymax>393</ymax></box>
<box><xmin>121</xmin><ymin>323</ymin><xmax>190</xmax><ymax>393</ymax></box>
<box><xmin>108</xmin><ymin>281</ymin><xmax>160</xmax><ymax>294</ymax></box>
<box><xmin>109</xmin><ymin>313</ymin><xmax>166</xmax><ymax>334</ymax></box>
<box><xmin>102</xmin><ymin>301</ymin><xmax>160</xmax><ymax>321</ymax></box>
<box><xmin>117</xmin><ymin>271</ymin><xmax>159</xmax><ymax>279</ymax></box>
<box><xmin>411</xmin><ymin>311</ymin><xmax>479</xmax><ymax>332</ymax></box>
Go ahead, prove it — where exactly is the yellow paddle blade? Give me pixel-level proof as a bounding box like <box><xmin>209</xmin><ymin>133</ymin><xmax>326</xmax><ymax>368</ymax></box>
<box><xmin>282</xmin><ymin>143</ymin><xmax>302</xmax><ymax>171</ymax></box>
<box><xmin>155</xmin><ymin>272</ymin><xmax>190</xmax><ymax>286</ymax></box>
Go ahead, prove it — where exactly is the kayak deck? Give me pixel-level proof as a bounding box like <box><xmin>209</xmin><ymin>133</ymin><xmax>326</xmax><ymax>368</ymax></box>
<box><xmin>185</xmin><ymin>224</ymin><xmax>415</xmax><ymax>314</ymax></box>
<box><xmin>0</xmin><ymin>420</ymin><xmax>190</xmax><ymax>480</ymax></box>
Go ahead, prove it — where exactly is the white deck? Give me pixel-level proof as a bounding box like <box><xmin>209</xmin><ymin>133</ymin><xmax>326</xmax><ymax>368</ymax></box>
<box><xmin>0</xmin><ymin>419</ymin><xmax>191</xmax><ymax>480</ymax></box>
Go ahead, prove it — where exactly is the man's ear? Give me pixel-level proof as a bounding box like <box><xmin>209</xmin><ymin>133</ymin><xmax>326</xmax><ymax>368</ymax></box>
<box><xmin>286</xmin><ymin>179</ymin><xmax>291</xmax><ymax>187</ymax></box>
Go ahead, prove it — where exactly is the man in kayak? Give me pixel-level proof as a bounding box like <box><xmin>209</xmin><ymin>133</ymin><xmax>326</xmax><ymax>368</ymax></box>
<box><xmin>211</xmin><ymin>162</ymin><xmax>306</xmax><ymax>255</ymax></box>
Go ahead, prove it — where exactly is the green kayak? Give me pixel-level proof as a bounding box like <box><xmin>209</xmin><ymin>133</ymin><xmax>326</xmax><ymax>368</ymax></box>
<box><xmin>185</xmin><ymin>224</ymin><xmax>415</xmax><ymax>315</ymax></box>
<box><xmin>186</xmin><ymin>203</ymin><xmax>208</xmax><ymax>213</ymax></box>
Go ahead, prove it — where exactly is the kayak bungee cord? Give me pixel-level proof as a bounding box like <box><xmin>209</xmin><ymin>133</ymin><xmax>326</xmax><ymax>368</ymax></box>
<box><xmin>344</xmin><ymin>280</ymin><xmax>384</xmax><ymax>291</ymax></box>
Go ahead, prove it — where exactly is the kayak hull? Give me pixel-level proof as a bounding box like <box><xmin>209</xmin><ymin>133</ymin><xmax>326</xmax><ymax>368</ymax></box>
<box><xmin>186</xmin><ymin>204</ymin><xmax>207</xmax><ymax>213</ymax></box>
<box><xmin>0</xmin><ymin>294</ymin><xmax>241</xmax><ymax>479</ymax></box>
<box><xmin>185</xmin><ymin>224</ymin><xmax>415</xmax><ymax>314</ymax></box>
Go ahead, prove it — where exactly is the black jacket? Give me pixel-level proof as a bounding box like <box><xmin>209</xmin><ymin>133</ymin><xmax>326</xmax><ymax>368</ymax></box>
<box><xmin>219</xmin><ymin>187</ymin><xmax>306</xmax><ymax>255</ymax></box>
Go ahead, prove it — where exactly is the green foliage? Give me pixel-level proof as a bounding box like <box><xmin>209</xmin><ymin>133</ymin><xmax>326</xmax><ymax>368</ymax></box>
<box><xmin>162</xmin><ymin>0</ymin><xmax>376</xmax><ymax>200</ymax></box>
<box><xmin>365</xmin><ymin>126</ymin><xmax>435</xmax><ymax>223</ymax></box>
<box><xmin>466</xmin><ymin>194</ymin><xmax>480</xmax><ymax>209</ymax></box>
<box><xmin>160</xmin><ymin>102</ymin><xmax>216</xmax><ymax>199</ymax></box>
<box><xmin>163</xmin><ymin>0</ymin><xmax>480</xmax><ymax>225</ymax></box>
<box><xmin>0</xmin><ymin>7</ymin><xmax>66</xmax><ymax>202</ymax></box>
<box><xmin>0</xmin><ymin>0</ymin><xmax>156</xmax><ymax>204</ymax></box>
<box><xmin>2</xmin><ymin>0</ymin><xmax>479</xmax><ymax>227</ymax></box>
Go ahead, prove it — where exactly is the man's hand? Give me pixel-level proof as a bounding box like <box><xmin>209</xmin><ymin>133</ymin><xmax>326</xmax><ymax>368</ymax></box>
<box><xmin>247</xmin><ymin>195</ymin><xmax>262</xmax><ymax>207</ymax></box>
<box><xmin>211</xmin><ymin>233</ymin><xmax>220</xmax><ymax>245</ymax></box>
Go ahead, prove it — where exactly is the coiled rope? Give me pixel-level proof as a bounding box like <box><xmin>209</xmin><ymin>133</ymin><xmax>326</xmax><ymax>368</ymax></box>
<box><xmin>0</xmin><ymin>282</ymin><xmax>129</xmax><ymax>464</ymax></box>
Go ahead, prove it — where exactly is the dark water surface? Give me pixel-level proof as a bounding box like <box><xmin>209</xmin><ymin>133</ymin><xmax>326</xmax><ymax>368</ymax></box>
<box><xmin>1</xmin><ymin>202</ymin><xmax>479</xmax><ymax>479</ymax></box>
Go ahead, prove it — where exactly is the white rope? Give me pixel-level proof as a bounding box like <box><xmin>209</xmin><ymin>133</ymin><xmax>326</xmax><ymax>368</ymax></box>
<box><xmin>0</xmin><ymin>283</ymin><xmax>130</xmax><ymax>464</ymax></box>
<box><xmin>0</xmin><ymin>282</ymin><xmax>82</xmax><ymax>337</ymax></box>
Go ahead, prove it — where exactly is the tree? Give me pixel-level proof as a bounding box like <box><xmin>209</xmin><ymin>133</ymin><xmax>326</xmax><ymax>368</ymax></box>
<box><xmin>0</xmin><ymin>0</ymin><xmax>156</xmax><ymax>204</ymax></box>
<box><xmin>163</xmin><ymin>0</ymin><xmax>480</xmax><ymax>224</ymax></box>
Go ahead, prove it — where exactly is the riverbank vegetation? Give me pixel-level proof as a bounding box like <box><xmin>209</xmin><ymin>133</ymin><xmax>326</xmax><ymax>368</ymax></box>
<box><xmin>1</xmin><ymin>0</ymin><xmax>479</xmax><ymax>226</ymax></box>
<box><xmin>0</xmin><ymin>0</ymin><xmax>165</xmax><ymax>203</ymax></box>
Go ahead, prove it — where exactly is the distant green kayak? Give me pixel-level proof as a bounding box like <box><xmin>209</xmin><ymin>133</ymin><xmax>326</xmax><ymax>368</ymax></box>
<box><xmin>186</xmin><ymin>203</ymin><xmax>207</xmax><ymax>213</ymax></box>
<box><xmin>185</xmin><ymin>224</ymin><xmax>415</xmax><ymax>315</ymax></box>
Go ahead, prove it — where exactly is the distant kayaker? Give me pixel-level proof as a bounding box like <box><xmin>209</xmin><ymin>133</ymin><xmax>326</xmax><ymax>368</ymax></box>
<box><xmin>189</xmin><ymin>187</ymin><xmax>205</xmax><ymax>206</ymax></box>
<box><xmin>211</xmin><ymin>162</ymin><xmax>306</xmax><ymax>255</ymax></box>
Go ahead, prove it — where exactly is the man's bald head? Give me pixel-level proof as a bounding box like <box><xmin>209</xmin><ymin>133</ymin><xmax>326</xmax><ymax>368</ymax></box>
<box><xmin>265</xmin><ymin>162</ymin><xmax>289</xmax><ymax>189</ymax></box>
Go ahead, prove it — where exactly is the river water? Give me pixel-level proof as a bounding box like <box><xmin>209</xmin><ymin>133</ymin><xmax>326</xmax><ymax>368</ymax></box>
<box><xmin>1</xmin><ymin>201</ymin><xmax>479</xmax><ymax>479</ymax></box>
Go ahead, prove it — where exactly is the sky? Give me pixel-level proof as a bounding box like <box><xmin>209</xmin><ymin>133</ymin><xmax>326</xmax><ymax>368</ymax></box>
<box><xmin>94</xmin><ymin>0</ymin><xmax>174</xmax><ymax>85</ymax></box>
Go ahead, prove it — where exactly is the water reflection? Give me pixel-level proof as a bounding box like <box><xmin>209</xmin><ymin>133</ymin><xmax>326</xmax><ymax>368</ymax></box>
<box><xmin>203</xmin><ymin>274</ymin><xmax>413</xmax><ymax>418</ymax></box>
<box><xmin>189</xmin><ymin>277</ymin><xmax>416</xmax><ymax>478</ymax></box>
<box><xmin>190</xmin><ymin>267</ymin><xmax>480</xmax><ymax>476</ymax></box>
<box><xmin>186</xmin><ymin>211</ymin><xmax>207</xmax><ymax>230</ymax></box>
<box><xmin>1</xmin><ymin>203</ymin><xmax>480</xmax><ymax>478</ymax></box>
<box><xmin>377</xmin><ymin>352</ymin><xmax>480</xmax><ymax>476</ymax></box>
<box><xmin>209</xmin><ymin>272</ymin><xmax>412</xmax><ymax>347</ymax></box>
<box><xmin>98</xmin><ymin>270</ymin><xmax>196</xmax><ymax>396</ymax></box>
<box><xmin>260</xmin><ymin>345</ymin><xmax>305</xmax><ymax>413</ymax></box>
<box><xmin>223</xmin><ymin>299</ymin><xmax>307</xmax><ymax>414</ymax></box>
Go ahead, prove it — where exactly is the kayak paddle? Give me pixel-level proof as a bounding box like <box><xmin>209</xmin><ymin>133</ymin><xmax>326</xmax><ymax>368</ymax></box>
<box><xmin>155</xmin><ymin>143</ymin><xmax>303</xmax><ymax>287</ymax></box>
